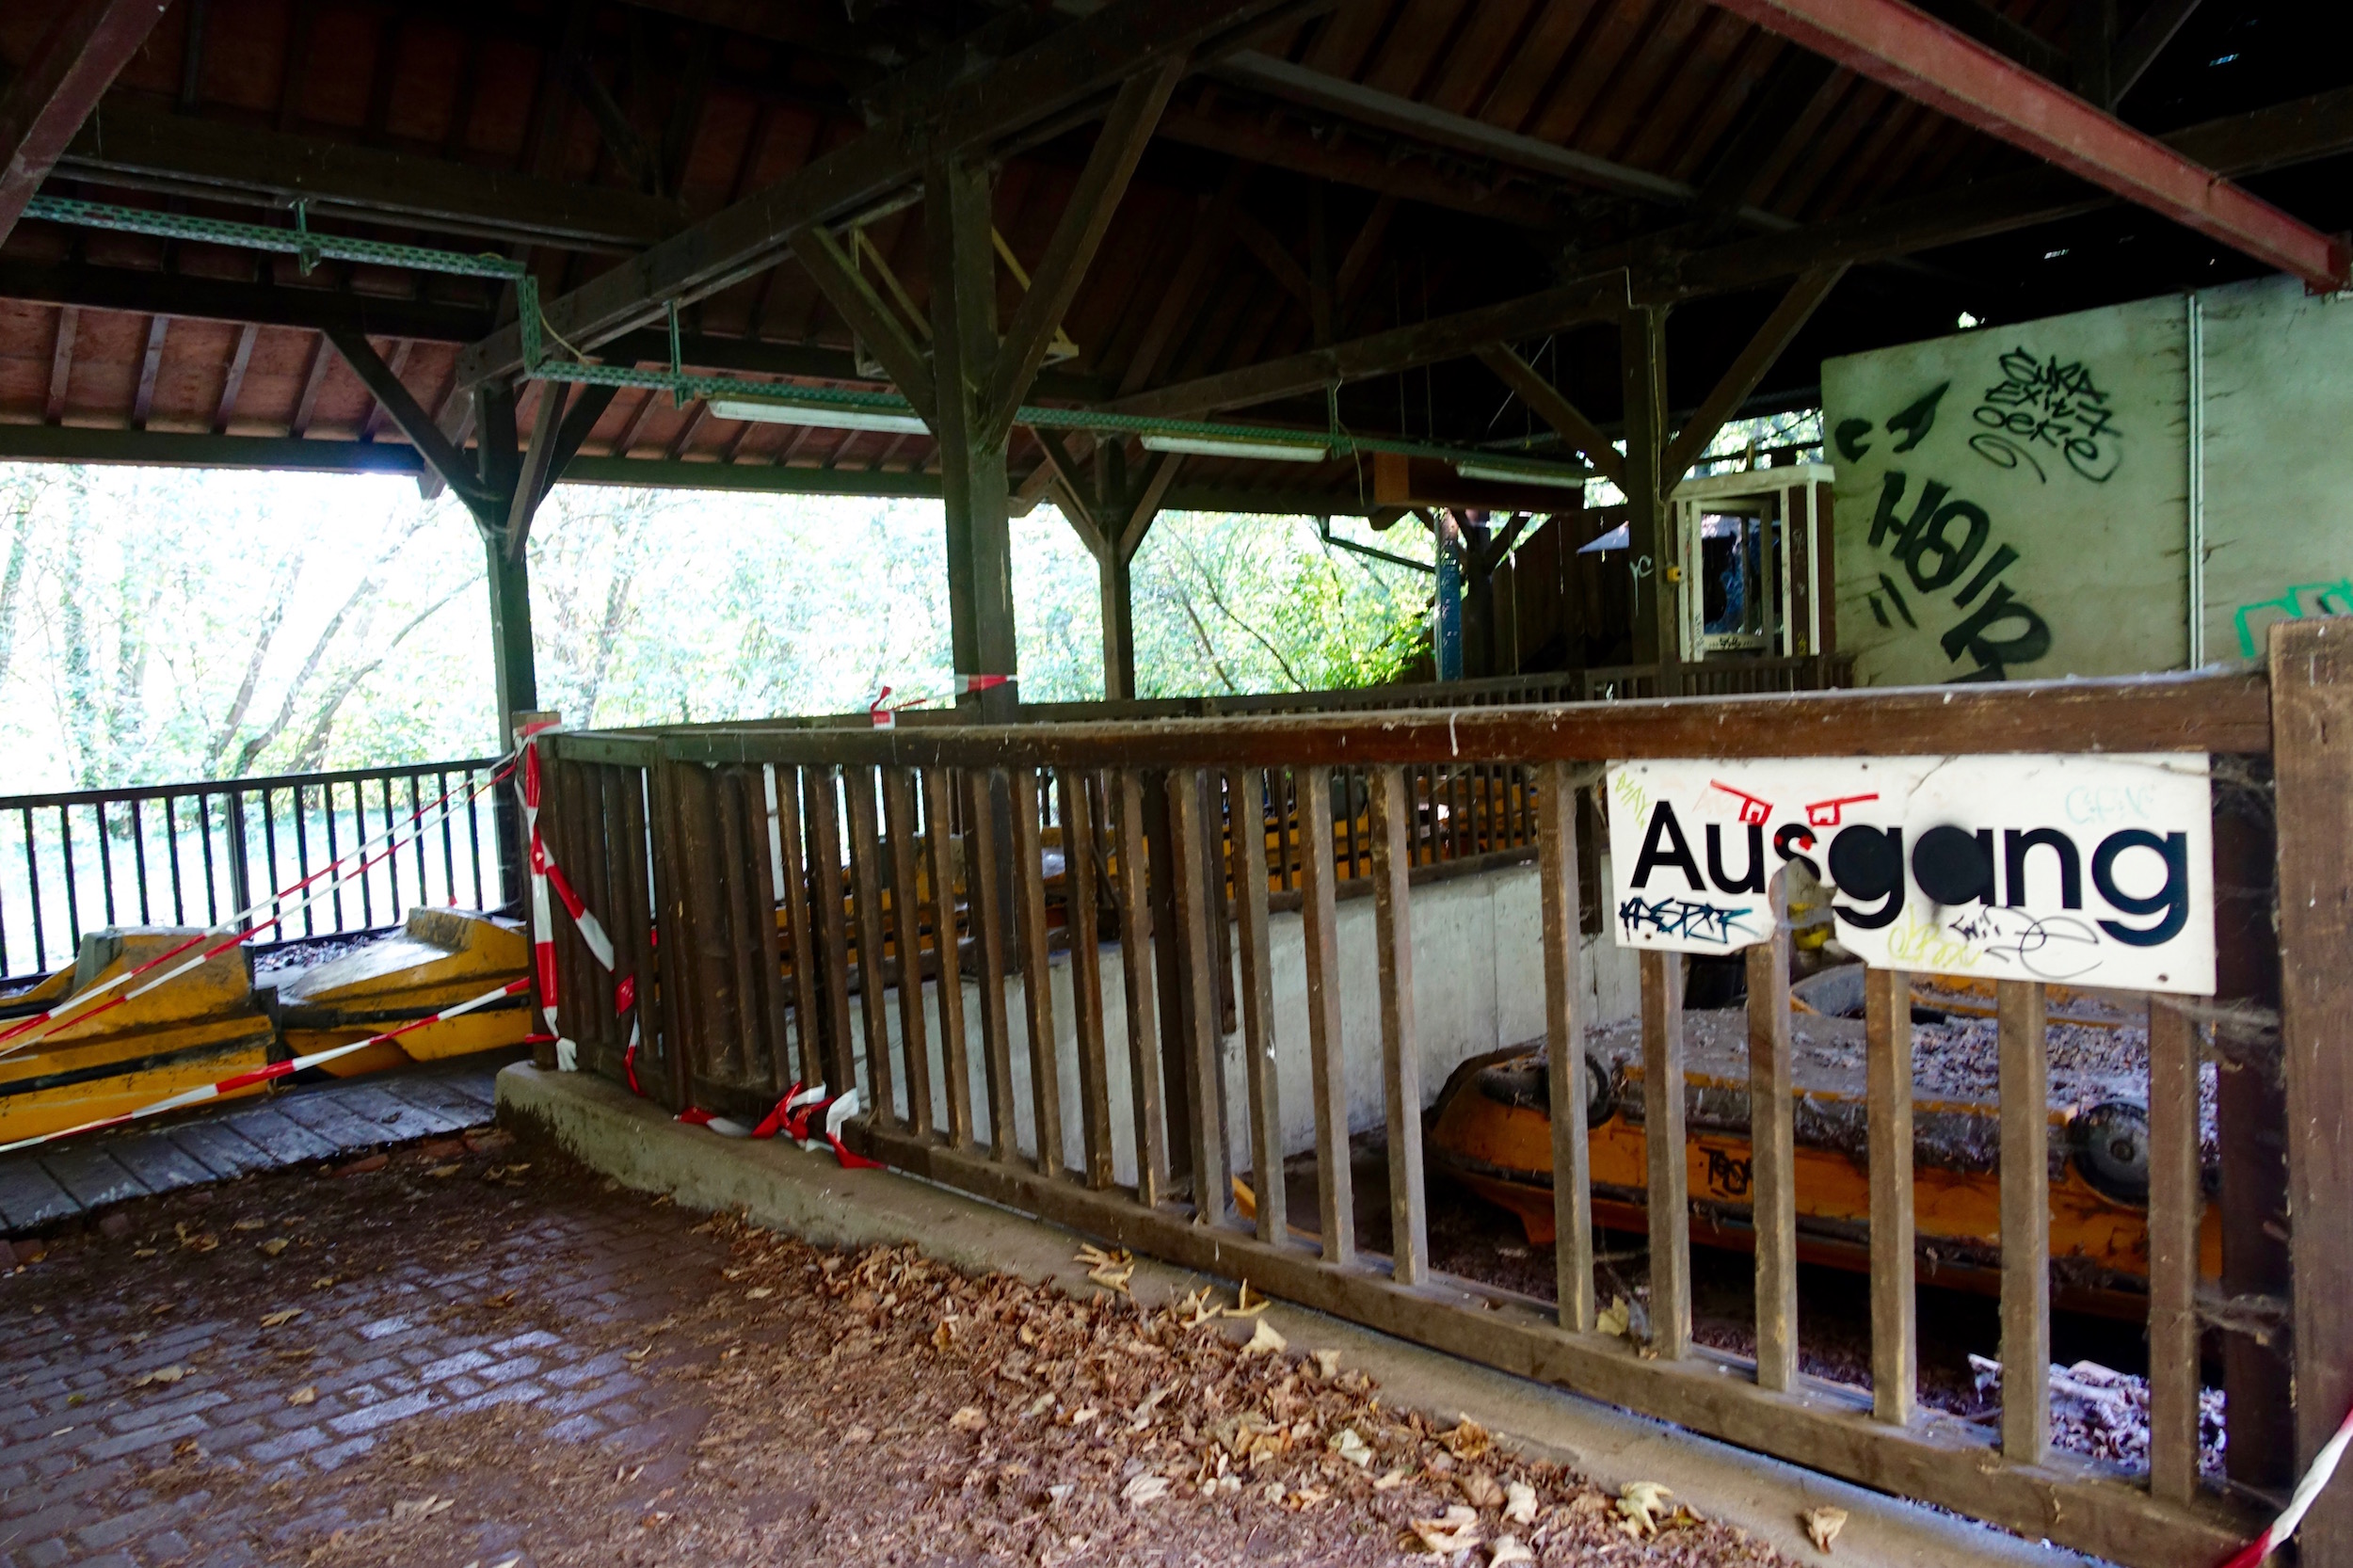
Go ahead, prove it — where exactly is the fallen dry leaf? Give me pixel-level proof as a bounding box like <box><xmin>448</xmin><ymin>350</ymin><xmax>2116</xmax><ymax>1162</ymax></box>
<box><xmin>1804</xmin><ymin>1504</ymin><xmax>1849</xmax><ymax>1553</ymax></box>
<box><xmin>1489</xmin><ymin>1534</ymin><xmax>1535</xmax><ymax>1566</ymax></box>
<box><xmin>288</xmin><ymin>1385</ymin><xmax>317</xmax><ymax>1406</ymax></box>
<box><xmin>232</xmin><ymin>1218</ymin><xmax>266</xmax><ymax>1232</ymax></box>
<box><xmin>427</xmin><ymin>1163</ymin><xmax>463</xmax><ymax>1179</ymax></box>
<box><xmin>482</xmin><ymin>1290</ymin><xmax>517</xmax><ymax>1309</ymax></box>
<box><xmin>1597</xmin><ymin>1296</ymin><xmax>1632</xmax><ymax>1338</ymax></box>
<box><xmin>842</xmin><ymin>1424</ymin><xmax>873</xmax><ymax>1444</ymax></box>
<box><xmin>260</xmin><ymin>1308</ymin><xmax>303</xmax><ymax>1328</ymax></box>
<box><xmin>1441</xmin><ymin>1416</ymin><xmax>1493</xmax><ymax>1461</ymax></box>
<box><xmin>1374</xmin><ymin>1468</ymin><xmax>1412</xmax><ymax>1492</ymax></box>
<box><xmin>132</xmin><ymin>1366</ymin><xmax>187</xmax><ymax>1388</ymax></box>
<box><xmin>949</xmin><ymin>1406</ymin><xmax>988</xmax><ymax>1433</ymax></box>
<box><xmin>1462</xmin><ymin>1471</ymin><xmax>1505</xmax><ymax>1509</ymax></box>
<box><xmin>1241</xmin><ymin>1317</ymin><xmax>1288</xmax><ymax>1357</ymax></box>
<box><xmin>1409</xmin><ymin>1504</ymin><xmax>1483</xmax><ymax>1555</ymax></box>
<box><xmin>1225</xmin><ymin>1281</ymin><xmax>1270</xmax><ymax>1318</ymax></box>
<box><xmin>1311</xmin><ymin>1348</ymin><xmax>1342</xmax><ymax>1380</ymax></box>
<box><xmin>390</xmin><ymin>1496</ymin><xmax>454</xmax><ymax>1522</ymax></box>
<box><xmin>745</xmin><ymin>1288</ymin><xmax>774</xmax><ymax>1301</ymax></box>
<box><xmin>257</xmin><ymin>1239</ymin><xmax>290</xmax><ymax>1257</ymax></box>
<box><xmin>1503</xmin><ymin>1481</ymin><xmax>1539</xmax><ymax>1525</ymax></box>
<box><xmin>1328</xmin><ymin>1427</ymin><xmax>1374</xmax><ymax>1468</ymax></box>
<box><xmin>1618</xmin><ymin>1481</ymin><xmax>1674</xmax><ymax>1539</ymax></box>
<box><xmin>1122</xmin><ymin>1473</ymin><xmax>1171</xmax><ymax>1507</ymax></box>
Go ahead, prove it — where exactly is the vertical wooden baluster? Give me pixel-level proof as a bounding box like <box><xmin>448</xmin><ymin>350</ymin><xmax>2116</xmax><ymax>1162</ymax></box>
<box><xmin>1229</xmin><ymin>765</ymin><xmax>1286</xmax><ymax>1244</ymax></box>
<box><xmin>844</xmin><ymin>766</ymin><xmax>896</xmax><ymax>1126</ymax></box>
<box><xmin>965</xmin><ymin>770</ymin><xmax>1018</xmax><ymax>1162</ymax></box>
<box><xmin>1640</xmin><ymin>950</ymin><xmax>1690</xmax><ymax>1355</ymax></box>
<box><xmin>615</xmin><ymin>766</ymin><xmax>661</xmax><ymax>1098</ymax></box>
<box><xmin>882</xmin><ymin>769</ymin><xmax>935</xmax><ymax>1138</ymax></box>
<box><xmin>1749</xmin><ymin>872</ymin><xmax>1797</xmax><ymax>1388</ymax></box>
<box><xmin>2148</xmin><ymin>997</ymin><xmax>2203</xmax><ymax>1502</ymax></box>
<box><xmin>804</xmin><ymin>767</ymin><xmax>856</xmax><ymax>1096</ymax></box>
<box><xmin>648</xmin><ymin>758</ymin><xmax>694</xmax><ymax>1110</ymax></box>
<box><xmin>1007</xmin><ymin>767</ymin><xmax>1064</xmax><ymax>1178</ymax></box>
<box><xmin>1866</xmin><ymin>966</ymin><xmax>1917</xmax><ymax>1424</ymax></box>
<box><xmin>922</xmin><ymin>769</ymin><xmax>973</xmax><ymax>1149</ymax></box>
<box><xmin>712</xmin><ymin>769</ymin><xmax>764</xmax><ymax>1087</ymax></box>
<box><xmin>1369</xmin><ymin>766</ymin><xmax>1429</xmax><ymax>1284</ymax></box>
<box><xmin>1537</xmin><ymin>761</ymin><xmax>1593</xmax><ymax>1331</ymax></box>
<box><xmin>773</xmin><ymin>767</ymin><xmax>824</xmax><ymax>1090</ymax></box>
<box><xmin>1167</xmin><ymin>767</ymin><xmax>1228</xmax><ymax>1224</ymax></box>
<box><xmin>1114</xmin><ymin>770</ymin><xmax>1171</xmax><ymax>1206</ymax></box>
<box><xmin>739</xmin><ymin>767</ymin><xmax>792</xmax><ymax>1095</ymax></box>
<box><xmin>1298</xmin><ymin>764</ymin><xmax>1354</xmax><ymax>1265</ymax></box>
<box><xmin>1998</xmin><ymin>980</ymin><xmax>2051</xmax><ymax>1462</ymax></box>
<box><xmin>1059</xmin><ymin>768</ymin><xmax>1114</xmax><ymax>1188</ymax></box>
<box><xmin>677</xmin><ymin>763</ymin><xmax>739</xmax><ymax>1087</ymax></box>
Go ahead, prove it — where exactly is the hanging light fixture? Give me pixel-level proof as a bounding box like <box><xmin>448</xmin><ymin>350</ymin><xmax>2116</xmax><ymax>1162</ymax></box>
<box><xmin>1139</xmin><ymin>432</ymin><xmax>1327</xmax><ymax>463</ymax></box>
<box><xmin>708</xmin><ymin>396</ymin><xmax>931</xmax><ymax>435</ymax></box>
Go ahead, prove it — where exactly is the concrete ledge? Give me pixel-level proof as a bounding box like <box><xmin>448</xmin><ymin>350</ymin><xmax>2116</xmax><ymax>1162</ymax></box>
<box><xmin>498</xmin><ymin>1064</ymin><xmax>2096</xmax><ymax>1568</ymax></box>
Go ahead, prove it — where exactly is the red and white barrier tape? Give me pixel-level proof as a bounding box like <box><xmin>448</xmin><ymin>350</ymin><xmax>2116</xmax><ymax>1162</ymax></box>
<box><xmin>0</xmin><ymin>758</ymin><xmax>518</xmax><ymax>1063</ymax></box>
<box><xmin>674</xmin><ymin>1080</ymin><xmax>879</xmax><ymax>1169</ymax></box>
<box><xmin>0</xmin><ymin>977</ymin><xmax>530</xmax><ymax>1154</ymax></box>
<box><xmin>2220</xmin><ymin>1401</ymin><xmax>2353</xmax><ymax>1568</ymax></box>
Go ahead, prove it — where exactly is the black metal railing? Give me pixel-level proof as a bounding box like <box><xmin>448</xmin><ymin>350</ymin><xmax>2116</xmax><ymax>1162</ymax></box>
<box><xmin>0</xmin><ymin>758</ymin><xmax>515</xmax><ymax>985</ymax></box>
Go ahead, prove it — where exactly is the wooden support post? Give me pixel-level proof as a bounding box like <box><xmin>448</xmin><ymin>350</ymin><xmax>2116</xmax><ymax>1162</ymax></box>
<box><xmin>1865</xmin><ymin>966</ymin><xmax>1916</xmax><ymax>1425</ymax></box>
<box><xmin>1298</xmin><ymin>764</ymin><xmax>1354</xmax><ymax>1266</ymax></box>
<box><xmin>1229</xmin><ymin>765</ymin><xmax>1285</xmax><ymax>1244</ymax></box>
<box><xmin>1621</xmin><ymin>306</ymin><xmax>1676</xmax><ymax>669</ymax></box>
<box><xmin>1167</xmin><ymin>768</ymin><xmax>1228</xmax><ymax>1224</ymax></box>
<box><xmin>2147</xmin><ymin>997</ymin><xmax>2203</xmax><ymax>1505</ymax></box>
<box><xmin>2272</xmin><ymin>618</ymin><xmax>2353</xmax><ymax>1561</ymax></box>
<box><xmin>1640</xmin><ymin>950</ymin><xmax>1690</xmax><ymax>1356</ymax></box>
<box><xmin>1369</xmin><ymin>767</ymin><xmax>1429</xmax><ymax>1285</ymax></box>
<box><xmin>1538</xmin><ymin>761</ymin><xmax>1593</xmax><ymax>1331</ymax></box>
<box><xmin>1113</xmin><ymin>770</ymin><xmax>1171</xmax><ymax>1206</ymax></box>
<box><xmin>1996</xmin><ymin>980</ymin><xmax>2049</xmax><ymax>1463</ymax></box>
<box><xmin>1747</xmin><ymin>872</ymin><xmax>1796</xmax><ymax>1389</ymax></box>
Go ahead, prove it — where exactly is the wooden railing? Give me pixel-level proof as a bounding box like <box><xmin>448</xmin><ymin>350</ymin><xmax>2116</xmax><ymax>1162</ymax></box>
<box><xmin>535</xmin><ymin>644</ymin><xmax>2349</xmax><ymax>1568</ymax></box>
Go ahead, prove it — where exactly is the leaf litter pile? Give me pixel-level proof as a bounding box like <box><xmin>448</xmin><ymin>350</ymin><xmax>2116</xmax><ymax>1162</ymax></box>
<box><xmin>300</xmin><ymin>1210</ymin><xmax>1796</xmax><ymax>1566</ymax></box>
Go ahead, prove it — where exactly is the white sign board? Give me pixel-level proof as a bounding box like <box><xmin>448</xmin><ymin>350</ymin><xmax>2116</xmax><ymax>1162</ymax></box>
<box><xmin>1604</xmin><ymin>755</ymin><xmax>2213</xmax><ymax>995</ymax></box>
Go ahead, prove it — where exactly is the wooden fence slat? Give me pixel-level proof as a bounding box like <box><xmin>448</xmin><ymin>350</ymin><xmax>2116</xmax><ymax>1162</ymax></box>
<box><xmin>648</xmin><ymin>760</ymin><xmax>693</xmax><ymax>1109</ymax></box>
<box><xmin>1114</xmin><ymin>770</ymin><xmax>1171</xmax><ymax>1206</ymax></box>
<box><xmin>676</xmin><ymin>762</ymin><xmax>739</xmax><ymax>1087</ymax></box>
<box><xmin>844</xmin><ymin>766</ymin><xmax>897</xmax><ymax>1126</ymax></box>
<box><xmin>1536</xmin><ymin>761</ymin><xmax>1593</xmax><ymax>1331</ymax></box>
<box><xmin>2148</xmin><ymin>997</ymin><xmax>2203</xmax><ymax>1504</ymax></box>
<box><xmin>712</xmin><ymin>769</ymin><xmax>766</xmax><ymax>1088</ymax></box>
<box><xmin>1007</xmin><ymin>767</ymin><xmax>1065</xmax><ymax>1179</ymax></box>
<box><xmin>1059</xmin><ymin>767</ymin><xmax>1115</xmax><ymax>1187</ymax></box>
<box><xmin>773</xmin><ymin>766</ymin><xmax>824</xmax><ymax>1091</ymax></box>
<box><xmin>1167</xmin><ymin>767</ymin><xmax>1228</xmax><ymax>1224</ymax></box>
<box><xmin>1229</xmin><ymin>765</ymin><xmax>1286</xmax><ymax>1244</ymax></box>
<box><xmin>1298</xmin><ymin>764</ymin><xmax>1355</xmax><ymax>1266</ymax></box>
<box><xmin>1640</xmin><ymin>949</ymin><xmax>1690</xmax><ymax>1357</ymax></box>
<box><xmin>963</xmin><ymin>770</ymin><xmax>1019</xmax><ymax>1161</ymax></box>
<box><xmin>1748</xmin><ymin>872</ymin><xmax>1798</xmax><ymax>1388</ymax></box>
<box><xmin>1866</xmin><ymin>966</ymin><xmax>1917</xmax><ymax>1425</ymax></box>
<box><xmin>882</xmin><ymin>769</ymin><xmax>936</xmax><ymax>1138</ymax></box>
<box><xmin>804</xmin><ymin>766</ymin><xmax>856</xmax><ymax>1096</ymax></box>
<box><xmin>922</xmin><ymin>768</ymin><xmax>973</xmax><ymax>1149</ymax></box>
<box><xmin>1369</xmin><ymin>766</ymin><xmax>1428</xmax><ymax>1285</ymax></box>
<box><xmin>739</xmin><ymin>766</ymin><xmax>793</xmax><ymax>1095</ymax></box>
<box><xmin>614</xmin><ymin>766</ymin><xmax>664</xmax><ymax>1103</ymax></box>
<box><xmin>1997</xmin><ymin>980</ymin><xmax>2050</xmax><ymax>1463</ymax></box>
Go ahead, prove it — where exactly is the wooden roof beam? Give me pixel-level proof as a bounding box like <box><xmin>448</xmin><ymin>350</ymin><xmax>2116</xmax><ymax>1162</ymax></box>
<box><xmin>1708</xmin><ymin>0</ymin><xmax>2346</xmax><ymax>291</ymax></box>
<box><xmin>0</xmin><ymin>0</ymin><xmax>171</xmax><ymax>247</ymax></box>
<box><xmin>458</xmin><ymin>0</ymin><xmax>1308</xmax><ymax>389</ymax></box>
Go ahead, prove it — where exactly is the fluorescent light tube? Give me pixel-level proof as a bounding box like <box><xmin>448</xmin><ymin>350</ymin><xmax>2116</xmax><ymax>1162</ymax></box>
<box><xmin>1452</xmin><ymin>459</ymin><xmax>1588</xmax><ymax>488</ymax></box>
<box><xmin>709</xmin><ymin>396</ymin><xmax>930</xmax><ymax>435</ymax></box>
<box><xmin>1140</xmin><ymin>433</ymin><xmax>1327</xmax><ymax>463</ymax></box>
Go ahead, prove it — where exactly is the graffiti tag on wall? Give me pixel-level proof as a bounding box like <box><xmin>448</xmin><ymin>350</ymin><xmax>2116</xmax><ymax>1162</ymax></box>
<box><xmin>1970</xmin><ymin>348</ymin><xmax>2124</xmax><ymax>484</ymax></box>
<box><xmin>1604</xmin><ymin>754</ymin><xmax>2216</xmax><ymax>996</ymax></box>
<box><xmin>2234</xmin><ymin>577</ymin><xmax>2353</xmax><ymax>659</ymax></box>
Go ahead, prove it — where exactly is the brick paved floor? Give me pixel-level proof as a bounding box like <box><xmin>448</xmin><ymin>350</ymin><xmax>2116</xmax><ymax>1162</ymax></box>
<box><xmin>0</xmin><ymin>1128</ymin><xmax>731</xmax><ymax>1566</ymax></box>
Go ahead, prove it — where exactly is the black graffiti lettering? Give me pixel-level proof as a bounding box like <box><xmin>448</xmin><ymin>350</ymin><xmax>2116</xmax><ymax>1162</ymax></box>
<box><xmin>1884</xmin><ymin>381</ymin><xmax>1949</xmax><ymax>453</ymax></box>
<box><xmin>1953</xmin><ymin>542</ymin><xmax>2019</xmax><ymax>608</ymax></box>
<box><xmin>1868</xmin><ymin>470</ymin><xmax>1949</xmax><ymax>554</ymax></box>
<box><xmin>1616</xmin><ymin>895</ymin><xmax>1754</xmax><ymax>946</ymax></box>
<box><xmin>1835</xmin><ymin>417</ymin><xmax>1875</xmax><ymax>462</ymax></box>
<box><xmin>1631</xmin><ymin>802</ymin><xmax>1705</xmax><ymax>892</ymax></box>
<box><xmin>1703</xmin><ymin>1146</ymin><xmax>1754</xmax><ymax>1198</ymax></box>
<box><xmin>1705</xmin><ymin>823</ymin><xmax>1767</xmax><ymax>894</ymax></box>
<box><xmin>1875</xmin><ymin>572</ymin><xmax>1917</xmax><ymax>628</ymax></box>
<box><xmin>2004</xmin><ymin>827</ymin><xmax>2083</xmax><ymax>909</ymax></box>
<box><xmin>1939</xmin><ymin>582</ymin><xmax>2052</xmax><ymax>680</ymax></box>
<box><xmin>1828</xmin><ymin>824</ymin><xmax>1906</xmax><ymax>930</ymax></box>
<box><xmin>1912</xmin><ymin>824</ymin><xmax>1996</xmax><ymax>905</ymax></box>
<box><xmin>2091</xmin><ymin>829</ymin><xmax>2189</xmax><ymax>946</ymax></box>
<box><xmin>1901</xmin><ymin>500</ymin><xmax>1990</xmax><ymax>593</ymax></box>
<box><xmin>1972</xmin><ymin>347</ymin><xmax>2123</xmax><ymax>484</ymax></box>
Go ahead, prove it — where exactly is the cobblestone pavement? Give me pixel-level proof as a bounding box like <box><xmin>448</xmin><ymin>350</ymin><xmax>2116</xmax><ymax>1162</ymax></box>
<box><xmin>0</xmin><ymin>1125</ymin><xmax>1786</xmax><ymax>1568</ymax></box>
<box><xmin>0</xmin><ymin>1128</ymin><xmax>730</xmax><ymax>1566</ymax></box>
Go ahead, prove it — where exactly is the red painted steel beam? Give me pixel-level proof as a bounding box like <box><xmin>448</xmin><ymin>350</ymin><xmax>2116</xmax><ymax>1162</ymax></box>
<box><xmin>1708</xmin><ymin>0</ymin><xmax>2350</xmax><ymax>292</ymax></box>
<box><xmin>0</xmin><ymin>0</ymin><xmax>172</xmax><ymax>248</ymax></box>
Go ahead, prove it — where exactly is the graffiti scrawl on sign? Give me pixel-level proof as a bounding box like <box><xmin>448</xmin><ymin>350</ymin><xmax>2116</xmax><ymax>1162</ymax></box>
<box><xmin>1604</xmin><ymin>754</ymin><xmax>2214</xmax><ymax>995</ymax></box>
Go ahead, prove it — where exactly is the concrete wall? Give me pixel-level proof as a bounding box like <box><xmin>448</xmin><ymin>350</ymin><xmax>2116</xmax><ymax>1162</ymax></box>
<box><xmin>843</xmin><ymin>857</ymin><xmax>1641</xmax><ymax>1184</ymax></box>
